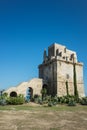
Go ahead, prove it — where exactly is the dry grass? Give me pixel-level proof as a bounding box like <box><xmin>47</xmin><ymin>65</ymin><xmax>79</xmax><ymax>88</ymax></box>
<box><xmin>0</xmin><ymin>103</ymin><xmax>87</xmax><ymax>130</ymax></box>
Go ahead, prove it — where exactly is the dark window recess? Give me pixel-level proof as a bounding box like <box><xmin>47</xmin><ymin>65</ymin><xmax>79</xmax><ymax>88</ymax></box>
<box><xmin>59</xmin><ymin>52</ymin><xmax>62</xmax><ymax>56</ymax></box>
<box><xmin>10</xmin><ymin>91</ymin><xmax>17</xmax><ymax>97</ymax></box>
<box><xmin>56</xmin><ymin>49</ymin><xmax>59</xmax><ymax>56</ymax></box>
<box><xmin>63</xmin><ymin>56</ymin><xmax>65</xmax><ymax>59</ymax></box>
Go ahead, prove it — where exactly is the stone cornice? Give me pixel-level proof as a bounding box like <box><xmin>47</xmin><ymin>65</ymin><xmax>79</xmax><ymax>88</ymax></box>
<box><xmin>38</xmin><ymin>58</ymin><xmax>83</xmax><ymax>68</ymax></box>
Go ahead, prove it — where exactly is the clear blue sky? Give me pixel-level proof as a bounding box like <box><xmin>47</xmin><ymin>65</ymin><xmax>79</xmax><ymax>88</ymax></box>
<box><xmin>0</xmin><ymin>0</ymin><xmax>87</xmax><ymax>95</ymax></box>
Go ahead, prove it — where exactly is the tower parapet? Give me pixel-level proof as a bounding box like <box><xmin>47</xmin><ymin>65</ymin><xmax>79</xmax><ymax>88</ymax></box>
<box><xmin>45</xmin><ymin>43</ymin><xmax>78</xmax><ymax>63</ymax></box>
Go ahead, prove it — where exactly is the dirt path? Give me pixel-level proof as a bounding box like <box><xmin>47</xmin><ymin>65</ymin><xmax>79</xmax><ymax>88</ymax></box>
<box><xmin>0</xmin><ymin>107</ymin><xmax>87</xmax><ymax>130</ymax></box>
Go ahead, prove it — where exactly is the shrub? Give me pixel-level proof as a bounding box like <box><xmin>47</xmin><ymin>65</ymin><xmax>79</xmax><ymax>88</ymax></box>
<box><xmin>68</xmin><ymin>99</ymin><xmax>76</xmax><ymax>106</ymax></box>
<box><xmin>57</xmin><ymin>95</ymin><xmax>79</xmax><ymax>104</ymax></box>
<box><xmin>3</xmin><ymin>92</ymin><xmax>8</xmax><ymax>97</ymax></box>
<box><xmin>0</xmin><ymin>99</ymin><xmax>7</xmax><ymax>106</ymax></box>
<box><xmin>58</xmin><ymin>96</ymin><xmax>67</xmax><ymax>104</ymax></box>
<box><xmin>32</xmin><ymin>94</ymin><xmax>39</xmax><ymax>102</ymax></box>
<box><xmin>7</xmin><ymin>95</ymin><xmax>25</xmax><ymax>105</ymax></box>
<box><xmin>41</xmin><ymin>88</ymin><xmax>47</xmax><ymax>101</ymax></box>
<box><xmin>33</xmin><ymin>95</ymin><xmax>43</xmax><ymax>104</ymax></box>
<box><xmin>51</xmin><ymin>95</ymin><xmax>58</xmax><ymax>105</ymax></box>
<box><xmin>80</xmin><ymin>97</ymin><xmax>87</xmax><ymax>105</ymax></box>
<box><xmin>48</xmin><ymin>101</ymin><xmax>53</xmax><ymax>107</ymax></box>
<box><xmin>0</xmin><ymin>93</ymin><xmax>8</xmax><ymax>106</ymax></box>
<box><xmin>34</xmin><ymin>94</ymin><xmax>39</xmax><ymax>99</ymax></box>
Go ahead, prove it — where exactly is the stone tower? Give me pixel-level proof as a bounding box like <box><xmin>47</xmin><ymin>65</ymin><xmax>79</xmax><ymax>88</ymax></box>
<box><xmin>38</xmin><ymin>43</ymin><xmax>85</xmax><ymax>97</ymax></box>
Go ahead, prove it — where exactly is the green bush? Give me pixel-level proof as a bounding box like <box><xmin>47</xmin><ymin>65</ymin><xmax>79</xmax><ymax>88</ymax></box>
<box><xmin>7</xmin><ymin>95</ymin><xmax>25</xmax><ymax>105</ymax></box>
<box><xmin>37</xmin><ymin>97</ymin><xmax>43</xmax><ymax>104</ymax></box>
<box><xmin>41</xmin><ymin>88</ymin><xmax>47</xmax><ymax>101</ymax></box>
<box><xmin>80</xmin><ymin>97</ymin><xmax>87</xmax><ymax>105</ymax></box>
<box><xmin>68</xmin><ymin>98</ymin><xmax>76</xmax><ymax>106</ymax></box>
<box><xmin>0</xmin><ymin>93</ymin><xmax>8</xmax><ymax>106</ymax></box>
<box><xmin>32</xmin><ymin>94</ymin><xmax>87</xmax><ymax>106</ymax></box>
<box><xmin>57</xmin><ymin>95</ymin><xmax>79</xmax><ymax>104</ymax></box>
<box><xmin>51</xmin><ymin>95</ymin><xmax>58</xmax><ymax>105</ymax></box>
<box><xmin>33</xmin><ymin>96</ymin><xmax>43</xmax><ymax>104</ymax></box>
<box><xmin>0</xmin><ymin>99</ymin><xmax>7</xmax><ymax>106</ymax></box>
<box><xmin>34</xmin><ymin>94</ymin><xmax>39</xmax><ymax>99</ymax></box>
<box><xmin>58</xmin><ymin>96</ymin><xmax>68</xmax><ymax>104</ymax></box>
<box><xmin>48</xmin><ymin>101</ymin><xmax>53</xmax><ymax>107</ymax></box>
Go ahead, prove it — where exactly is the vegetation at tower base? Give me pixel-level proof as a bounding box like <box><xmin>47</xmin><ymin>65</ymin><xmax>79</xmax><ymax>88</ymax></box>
<box><xmin>66</xmin><ymin>81</ymin><xmax>69</xmax><ymax>96</ymax></box>
<box><xmin>41</xmin><ymin>88</ymin><xmax>47</xmax><ymax>101</ymax></box>
<box><xmin>80</xmin><ymin>97</ymin><xmax>87</xmax><ymax>105</ymax></box>
<box><xmin>73</xmin><ymin>63</ymin><xmax>79</xmax><ymax>98</ymax></box>
<box><xmin>0</xmin><ymin>92</ymin><xmax>87</xmax><ymax>106</ymax></box>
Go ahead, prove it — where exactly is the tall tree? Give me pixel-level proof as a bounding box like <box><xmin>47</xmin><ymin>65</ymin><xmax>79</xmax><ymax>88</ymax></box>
<box><xmin>73</xmin><ymin>63</ymin><xmax>78</xmax><ymax>97</ymax></box>
<box><xmin>66</xmin><ymin>81</ymin><xmax>69</xmax><ymax>96</ymax></box>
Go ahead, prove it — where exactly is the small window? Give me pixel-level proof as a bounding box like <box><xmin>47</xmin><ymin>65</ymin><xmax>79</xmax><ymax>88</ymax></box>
<box><xmin>63</xmin><ymin>56</ymin><xmax>65</xmax><ymax>59</ymax></box>
<box><xmin>56</xmin><ymin>49</ymin><xmax>59</xmax><ymax>56</ymax></box>
<box><xmin>70</xmin><ymin>54</ymin><xmax>74</xmax><ymax>60</ymax></box>
<box><xmin>59</xmin><ymin>52</ymin><xmax>62</xmax><ymax>57</ymax></box>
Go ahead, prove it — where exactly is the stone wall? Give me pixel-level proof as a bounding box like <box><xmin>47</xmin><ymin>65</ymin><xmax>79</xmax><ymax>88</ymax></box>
<box><xmin>5</xmin><ymin>78</ymin><xmax>43</xmax><ymax>97</ymax></box>
<box><xmin>57</xmin><ymin>60</ymin><xmax>74</xmax><ymax>96</ymax></box>
<box><xmin>76</xmin><ymin>64</ymin><xmax>85</xmax><ymax>97</ymax></box>
<box><xmin>56</xmin><ymin>59</ymin><xmax>85</xmax><ymax>97</ymax></box>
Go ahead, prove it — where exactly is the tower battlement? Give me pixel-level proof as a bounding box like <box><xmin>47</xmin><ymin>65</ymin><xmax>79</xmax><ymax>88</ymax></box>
<box><xmin>43</xmin><ymin>43</ymin><xmax>78</xmax><ymax>64</ymax></box>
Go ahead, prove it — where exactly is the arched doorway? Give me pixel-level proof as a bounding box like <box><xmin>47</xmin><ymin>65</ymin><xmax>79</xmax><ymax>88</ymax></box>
<box><xmin>26</xmin><ymin>87</ymin><xmax>33</xmax><ymax>101</ymax></box>
<box><xmin>10</xmin><ymin>91</ymin><xmax>17</xmax><ymax>97</ymax></box>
